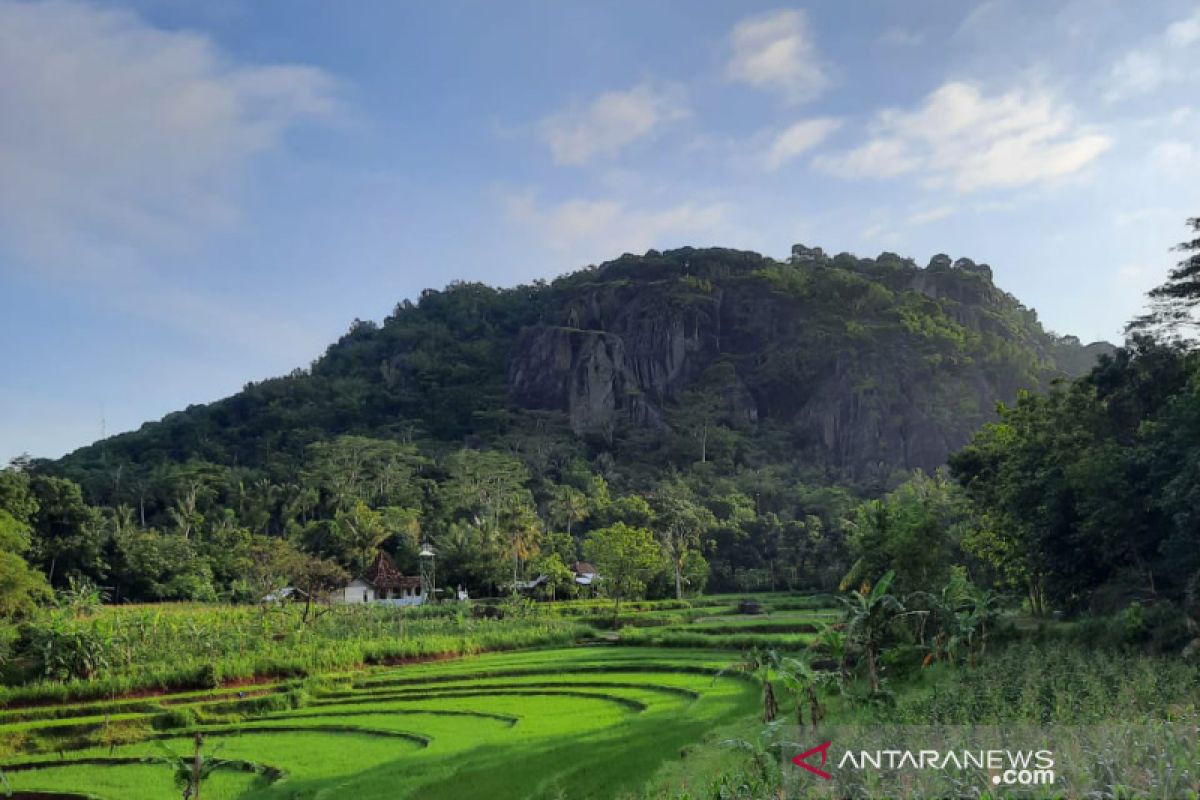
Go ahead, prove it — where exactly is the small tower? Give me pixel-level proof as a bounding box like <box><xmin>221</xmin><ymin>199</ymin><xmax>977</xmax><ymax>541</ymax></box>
<box><xmin>418</xmin><ymin>543</ymin><xmax>436</xmax><ymax>604</ymax></box>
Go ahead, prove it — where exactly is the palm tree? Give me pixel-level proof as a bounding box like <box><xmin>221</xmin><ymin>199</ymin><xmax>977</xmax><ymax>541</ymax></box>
<box><xmin>839</xmin><ymin>570</ymin><xmax>908</xmax><ymax>694</ymax></box>
<box><xmin>502</xmin><ymin>501</ymin><xmax>542</xmax><ymax>592</ymax></box>
<box><xmin>109</xmin><ymin>504</ymin><xmax>136</xmax><ymax>537</ymax></box>
<box><xmin>547</xmin><ymin>485</ymin><xmax>589</xmax><ymax>536</ymax></box>
<box><xmin>652</xmin><ymin>480</ymin><xmax>714</xmax><ymax>600</ymax></box>
<box><xmin>962</xmin><ymin>585</ymin><xmax>1003</xmax><ymax>664</ymax></box>
<box><xmin>336</xmin><ymin>501</ymin><xmax>388</xmax><ymax>574</ymax></box>
<box><xmin>169</xmin><ymin>484</ymin><xmax>202</xmax><ymax>540</ymax></box>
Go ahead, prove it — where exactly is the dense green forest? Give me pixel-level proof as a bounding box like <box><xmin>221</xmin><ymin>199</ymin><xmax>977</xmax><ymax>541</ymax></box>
<box><xmin>8</xmin><ymin>232</ymin><xmax>1199</xmax><ymax>632</ymax></box>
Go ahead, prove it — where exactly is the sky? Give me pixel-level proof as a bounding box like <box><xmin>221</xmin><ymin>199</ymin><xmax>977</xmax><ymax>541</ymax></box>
<box><xmin>2</xmin><ymin>0</ymin><xmax>1198</xmax><ymax>462</ymax></box>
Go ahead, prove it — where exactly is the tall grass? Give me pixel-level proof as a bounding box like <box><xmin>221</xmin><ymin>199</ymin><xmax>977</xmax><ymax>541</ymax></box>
<box><xmin>1</xmin><ymin>603</ymin><xmax>589</xmax><ymax>707</ymax></box>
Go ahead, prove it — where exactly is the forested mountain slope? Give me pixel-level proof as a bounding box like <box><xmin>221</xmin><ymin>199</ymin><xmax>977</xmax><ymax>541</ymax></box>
<box><xmin>55</xmin><ymin>246</ymin><xmax>1108</xmax><ymax>489</ymax></box>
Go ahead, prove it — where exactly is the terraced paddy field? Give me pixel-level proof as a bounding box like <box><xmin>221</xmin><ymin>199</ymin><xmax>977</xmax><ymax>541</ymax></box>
<box><xmin>614</xmin><ymin>607</ymin><xmax>839</xmax><ymax>650</ymax></box>
<box><xmin>0</xmin><ymin>647</ymin><xmax>760</xmax><ymax>800</ymax></box>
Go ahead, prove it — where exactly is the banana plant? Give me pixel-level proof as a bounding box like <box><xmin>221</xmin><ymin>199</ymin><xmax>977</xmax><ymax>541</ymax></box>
<box><xmin>838</xmin><ymin>570</ymin><xmax>910</xmax><ymax>694</ymax></box>
<box><xmin>716</xmin><ymin>647</ymin><xmax>780</xmax><ymax>722</ymax></box>
<box><xmin>154</xmin><ymin>733</ymin><xmax>228</xmax><ymax>800</ymax></box>
<box><xmin>772</xmin><ymin>651</ymin><xmax>831</xmax><ymax>728</ymax></box>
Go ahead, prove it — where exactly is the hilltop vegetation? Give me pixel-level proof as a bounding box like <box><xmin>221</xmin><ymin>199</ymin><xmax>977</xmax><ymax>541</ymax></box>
<box><xmin>57</xmin><ymin>246</ymin><xmax>1104</xmax><ymax>482</ymax></box>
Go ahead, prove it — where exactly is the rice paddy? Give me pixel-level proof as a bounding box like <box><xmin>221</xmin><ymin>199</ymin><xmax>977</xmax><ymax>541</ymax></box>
<box><xmin>0</xmin><ymin>595</ymin><xmax>851</xmax><ymax>798</ymax></box>
<box><xmin>1</xmin><ymin>642</ymin><xmax>770</xmax><ymax>799</ymax></box>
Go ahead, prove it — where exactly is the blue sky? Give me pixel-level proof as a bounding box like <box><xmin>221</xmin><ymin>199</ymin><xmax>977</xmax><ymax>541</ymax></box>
<box><xmin>2</xmin><ymin>0</ymin><xmax>1198</xmax><ymax>462</ymax></box>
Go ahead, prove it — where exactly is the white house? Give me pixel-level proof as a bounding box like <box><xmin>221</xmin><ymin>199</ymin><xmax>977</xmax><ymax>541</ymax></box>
<box><xmin>334</xmin><ymin>551</ymin><xmax>425</xmax><ymax>606</ymax></box>
<box><xmin>571</xmin><ymin>561</ymin><xmax>598</xmax><ymax>586</ymax></box>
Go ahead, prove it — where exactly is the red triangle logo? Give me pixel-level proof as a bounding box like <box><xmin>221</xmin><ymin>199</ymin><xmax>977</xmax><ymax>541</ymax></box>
<box><xmin>792</xmin><ymin>740</ymin><xmax>833</xmax><ymax>780</ymax></box>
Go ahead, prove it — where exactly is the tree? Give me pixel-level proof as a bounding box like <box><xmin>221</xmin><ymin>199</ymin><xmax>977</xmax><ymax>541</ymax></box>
<box><xmin>501</xmin><ymin>499</ymin><xmax>541</xmax><ymax>592</ymax></box>
<box><xmin>0</xmin><ymin>470</ymin><xmax>51</xmax><ymax>618</ymax></box>
<box><xmin>840</xmin><ymin>470</ymin><xmax>976</xmax><ymax>595</ymax></box>
<box><xmin>442</xmin><ymin>449</ymin><xmax>530</xmax><ymax>533</ymax></box>
<box><xmin>168</xmin><ymin>483</ymin><xmax>203</xmax><ymax>540</ymax></box>
<box><xmin>110</xmin><ymin>526</ymin><xmax>215</xmax><ymax>602</ymax></box>
<box><xmin>155</xmin><ymin>733</ymin><xmax>229</xmax><ymax>800</ymax></box>
<box><xmin>546</xmin><ymin>485</ymin><xmax>589</xmax><ymax>536</ymax></box>
<box><xmin>303</xmin><ymin>436</ymin><xmax>427</xmax><ymax>512</ymax></box>
<box><xmin>28</xmin><ymin>475</ymin><xmax>106</xmax><ymax>586</ymax></box>
<box><xmin>530</xmin><ymin>551</ymin><xmax>575</xmax><ymax>600</ymax></box>
<box><xmin>335</xmin><ymin>501</ymin><xmax>389</xmax><ymax>574</ymax></box>
<box><xmin>289</xmin><ymin>552</ymin><xmax>350</xmax><ymax>625</ymax></box>
<box><xmin>771</xmin><ymin>651</ymin><xmax>827</xmax><ymax>728</ymax></box>
<box><xmin>719</xmin><ymin>648</ymin><xmax>826</xmax><ymax>726</ymax></box>
<box><xmin>650</xmin><ymin>479</ymin><xmax>715</xmax><ymax>600</ymax></box>
<box><xmin>1128</xmin><ymin>216</ymin><xmax>1200</xmax><ymax>340</ymax></box>
<box><xmin>583</xmin><ymin>523</ymin><xmax>661</xmax><ymax>624</ymax></box>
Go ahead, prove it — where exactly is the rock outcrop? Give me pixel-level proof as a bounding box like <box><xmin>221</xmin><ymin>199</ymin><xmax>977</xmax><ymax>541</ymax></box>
<box><xmin>504</xmin><ymin>247</ymin><xmax>1111</xmax><ymax>475</ymax></box>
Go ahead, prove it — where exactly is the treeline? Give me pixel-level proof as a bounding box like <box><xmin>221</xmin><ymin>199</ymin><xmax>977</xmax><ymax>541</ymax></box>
<box><xmin>952</xmin><ymin>336</ymin><xmax>1200</xmax><ymax>621</ymax></box>
<box><xmin>0</xmin><ymin>437</ymin><xmax>860</xmax><ymax>607</ymax></box>
<box><xmin>832</xmin><ymin>336</ymin><xmax>1200</xmax><ymax>643</ymax></box>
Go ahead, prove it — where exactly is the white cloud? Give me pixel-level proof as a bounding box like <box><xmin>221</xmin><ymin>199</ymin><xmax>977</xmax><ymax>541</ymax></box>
<box><xmin>763</xmin><ymin>118</ymin><xmax>841</xmax><ymax>170</ymax></box>
<box><xmin>1106</xmin><ymin>51</ymin><xmax>1172</xmax><ymax>100</ymax></box>
<box><xmin>1105</xmin><ymin>9</ymin><xmax>1200</xmax><ymax>101</ymax></box>
<box><xmin>858</xmin><ymin>219</ymin><xmax>904</xmax><ymax>249</ymax></box>
<box><xmin>0</xmin><ymin>0</ymin><xmax>337</xmax><ymax>354</ymax></box>
<box><xmin>815</xmin><ymin>82</ymin><xmax>1111</xmax><ymax>192</ymax></box>
<box><xmin>817</xmin><ymin>137</ymin><xmax>919</xmax><ymax>180</ymax></box>
<box><xmin>0</xmin><ymin>0</ymin><xmax>337</xmax><ymax>272</ymax></box>
<box><xmin>504</xmin><ymin>191</ymin><xmax>727</xmax><ymax>256</ymax></box>
<box><xmin>878</xmin><ymin>27</ymin><xmax>924</xmax><ymax>46</ymax></box>
<box><xmin>539</xmin><ymin>82</ymin><xmax>688</xmax><ymax>165</ymax></box>
<box><xmin>727</xmin><ymin>9</ymin><xmax>828</xmax><ymax>103</ymax></box>
<box><xmin>906</xmin><ymin>206</ymin><xmax>958</xmax><ymax>225</ymax></box>
<box><xmin>1166</xmin><ymin>9</ymin><xmax>1200</xmax><ymax>47</ymax></box>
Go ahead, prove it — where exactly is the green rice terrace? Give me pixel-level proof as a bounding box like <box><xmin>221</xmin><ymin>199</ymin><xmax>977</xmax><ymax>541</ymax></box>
<box><xmin>0</xmin><ymin>594</ymin><xmax>833</xmax><ymax>800</ymax></box>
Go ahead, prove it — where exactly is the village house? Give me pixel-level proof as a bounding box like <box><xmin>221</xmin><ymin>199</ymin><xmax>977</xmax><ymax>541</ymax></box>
<box><xmin>512</xmin><ymin>561</ymin><xmax>599</xmax><ymax>597</ymax></box>
<box><xmin>571</xmin><ymin>561</ymin><xmax>597</xmax><ymax>587</ymax></box>
<box><xmin>334</xmin><ymin>551</ymin><xmax>424</xmax><ymax>606</ymax></box>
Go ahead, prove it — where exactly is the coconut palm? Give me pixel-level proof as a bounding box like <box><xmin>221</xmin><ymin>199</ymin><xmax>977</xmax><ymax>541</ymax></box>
<box><xmin>336</xmin><ymin>501</ymin><xmax>388</xmax><ymax>574</ymax></box>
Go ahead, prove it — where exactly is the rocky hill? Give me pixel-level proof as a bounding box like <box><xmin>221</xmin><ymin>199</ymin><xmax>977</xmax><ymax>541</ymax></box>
<box><xmin>55</xmin><ymin>245</ymin><xmax>1112</xmax><ymax>489</ymax></box>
